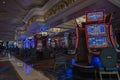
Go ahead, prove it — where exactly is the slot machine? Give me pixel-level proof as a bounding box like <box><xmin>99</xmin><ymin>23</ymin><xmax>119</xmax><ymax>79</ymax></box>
<box><xmin>34</xmin><ymin>34</ymin><xmax>48</xmax><ymax>50</ymax></box>
<box><xmin>82</xmin><ymin>9</ymin><xmax>112</xmax><ymax>67</ymax></box>
<box><xmin>23</xmin><ymin>38</ymin><xmax>30</xmax><ymax>49</ymax></box>
<box><xmin>34</xmin><ymin>34</ymin><xmax>43</xmax><ymax>50</ymax></box>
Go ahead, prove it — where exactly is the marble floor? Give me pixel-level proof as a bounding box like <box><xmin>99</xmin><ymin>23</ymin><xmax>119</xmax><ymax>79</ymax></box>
<box><xmin>0</xmin><ymin>55</ymin><xmax>49</xmax><ymax>80</ymax></box>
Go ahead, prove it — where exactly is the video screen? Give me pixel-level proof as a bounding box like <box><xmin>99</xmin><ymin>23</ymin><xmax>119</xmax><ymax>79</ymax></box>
<box><xmin>88</xmin><ymin>36</ymin><xmax>107</xmax><ymax>47</ymax></box>
<box><xmin>86</xmin><ymin>10</ymin><xmax>104</xmax><ymax>22</ymax></box>
<box><xmin>86</xmin><ymin>24</ymin><xmax>106</xmax><ymax>35</ymax></box>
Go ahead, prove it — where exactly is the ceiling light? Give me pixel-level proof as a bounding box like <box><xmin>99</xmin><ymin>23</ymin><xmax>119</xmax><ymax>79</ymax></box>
<box><xmin>2</xmin><ymin>1</ymin><xmax>6</xmax><ymax>4</ymax></box>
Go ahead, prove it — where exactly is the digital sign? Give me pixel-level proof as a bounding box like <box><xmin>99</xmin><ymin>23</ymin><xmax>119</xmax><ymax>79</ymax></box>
<box><xmin>86</xmin><ymin>10</ymin><xmax>104</xmax><ymax>22</ymax></box>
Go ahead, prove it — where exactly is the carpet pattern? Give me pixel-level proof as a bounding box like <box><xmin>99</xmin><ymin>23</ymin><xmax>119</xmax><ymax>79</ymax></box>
<box><xmin>41</xmin><ymin>67</ymin><xmax>72</xmax><ymax>80</ymax></box>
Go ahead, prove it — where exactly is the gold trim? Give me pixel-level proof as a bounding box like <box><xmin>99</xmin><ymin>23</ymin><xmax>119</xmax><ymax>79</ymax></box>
<box><xmin>44</xmin><ymin>0</ymin><xmax>76</xmax><ymax>19</ymax></box>
<box><xmin>27</xmin><ymin>0</ymin><xmax>76</xmax><ymax>25</ymax></box>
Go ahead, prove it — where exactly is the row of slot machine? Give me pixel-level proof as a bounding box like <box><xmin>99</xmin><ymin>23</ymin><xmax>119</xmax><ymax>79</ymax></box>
<box><xmin>1</xmin><ymin>41</ymin><xmax>17</xmax><ymax>48</ymax></box>
<box><xmin>23</xmin><ymin>32</ymin><xmax>76</xmax><ymax>51</ymax></box>
<box><xmin>76</xmin><ymin>9</ymin><xmax>114</xmax><ymax>67</ymax></box>
<box><xmin>23</xmin><ymin>38</ymin><xmax>35</xmax><ymax>49</ymax></box>
<box><xmin>48</xmin><ymin>32</ymin><xmax>76</xmax><ymax>48</ymax></box>
<box><xmin>23</xmin><ymin>34</ymin><xmax>47</xmax><ymax>50</ymax></box>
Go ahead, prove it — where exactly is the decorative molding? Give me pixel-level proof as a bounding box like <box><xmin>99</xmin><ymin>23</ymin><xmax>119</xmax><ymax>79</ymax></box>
<box><xmin>16</xmin><ymin>25</ymin><xmax>28</xmax><ymax>35</ymax></box>
<box><xmin>23</xmin><ymin>0</ymin><xmax>61</xmax><ymax>23</ymax></box>
<box><xmin>24</xmin><ymin>0</ymin><xmax>76</xmax><ymax>25</ymax></box>
<box><xmin>27</xmin><ymin>15</ymin><xmax>45</xmax><ymax>25</ymax></box>
<box><xmin>46</xmin><ymin>0</ymin><xmax>97</xmax><ymax>26</ymax></box>
<box><xmin>108</xmin><ymin>0</ymin><xmax>120</xmax><ymax>7</ymax></box>
<box><xmin>44</xmin><ymin>0</ymin><xmax>76</xmax><ymax>19</ymax></box>
<box><xmin>18</xmin><ymin>0</ymin><xmax>97</xmax><ymax>40</ymax></box>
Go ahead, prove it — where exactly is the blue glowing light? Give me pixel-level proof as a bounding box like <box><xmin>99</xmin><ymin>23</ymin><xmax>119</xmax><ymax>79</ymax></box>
<box><xmin>87</xmin><ymin>11</ymin><xmax>103</xmax><ymax>21</ymax></box>
<box><xmin>40</xmin><ymin>25</ymin><xmax>50</xmax><ymax>32</ymax></box>
<box><xmin>23</xmin><ymin>38</ymin><xmax>30</xmax><ymax>48</ymax></box>
<box><xmin>87</xmin><ymin>24</ymin><xmax>105</xmax><ymax>35</ymax></box>
<box><xmin>23</xmin><ymin>64</ymin><xmax>33</xmax><ymax>74</ymax></box>
<box><xmin>90</xmin><ymin>56</ymin><xmax>102</xmax><ymax>67</ymax></box>
<box><xmin>93</xmin><ymin>16</ymin><xmax>97</xmax><ymax>21</ymax></box>
<box><xmin>31</xmin><ymin>38</ymin><xmax>35</xmax><ymax>48</ymax></box>
<box><xmin>72</xmin><ymin>58</ymin><xmax>76</xmax><ymax>65</ymax></box>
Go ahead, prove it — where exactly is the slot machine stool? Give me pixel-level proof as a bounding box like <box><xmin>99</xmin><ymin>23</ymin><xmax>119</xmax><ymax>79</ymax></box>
<box><xmin>99</xmin><ymin>48</ymin><xmax>120</xmax><ymax>80</ymax></box>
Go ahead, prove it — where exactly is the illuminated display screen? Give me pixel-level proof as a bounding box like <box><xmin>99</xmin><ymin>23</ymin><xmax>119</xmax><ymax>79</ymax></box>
<box><xmin>86</xmin><ymin>24</ymin><xmax>106</xmax><ymax>35</ymax></box>
<box><xmin>86</xmin><ymin>10</ymin><xmax>104</xmax><ymax>22</ymax></box>
<box><xmin>31</xmin><ymin>38</ymin><xmax>35</xmax><ymax>48</ymax></box>
<box><xmin>88</xmin><ymin>36</ymin><xmax>107</xmax><ymax>47</ymax></box>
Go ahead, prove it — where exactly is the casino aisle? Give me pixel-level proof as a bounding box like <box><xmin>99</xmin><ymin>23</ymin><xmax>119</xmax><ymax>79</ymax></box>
<box><xmin>0</xmin><ymin>54</ymin><xmax>49</xmax><ymax>80</ymax></box>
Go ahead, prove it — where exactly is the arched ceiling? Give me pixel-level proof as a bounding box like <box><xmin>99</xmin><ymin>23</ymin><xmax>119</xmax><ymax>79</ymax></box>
<box><xmin>0</xmin><ymin>0</ymin><xmax>120</xmax><ymax>41</ymax></box>
<box><xmin>18</xmin><ymin>0</ymin><xmax>120</xmax><ymax>40</ymax></box>
<box><xmin>23</xmin><ymin>0</ymin><xmax>61</xmax><ymax>23</ymax></box>
<box><xmin>16</xmin><ymin>0</ymin><xmax>49</xmax><ymax>9</ymax></box>
<box><xmin>0</xmin><ymin>0</ymin><xmax>51</xmax><ymax>41</ymax></box>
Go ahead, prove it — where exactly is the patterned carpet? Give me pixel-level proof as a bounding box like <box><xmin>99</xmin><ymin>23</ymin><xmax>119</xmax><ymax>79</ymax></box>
<box><xmin>14</xmin><ymin>55</ymin><xmax>120</xmax><ymax>80</ymax></box>
<box><xmin>31</xmin><ymin>58</ymin><xmax>72</xmax><ymax>80</ymax></box>
<box><xmin>41</xmin><ymin>66</ymin><xmax>72</xmax><ymax>80</ymax></box>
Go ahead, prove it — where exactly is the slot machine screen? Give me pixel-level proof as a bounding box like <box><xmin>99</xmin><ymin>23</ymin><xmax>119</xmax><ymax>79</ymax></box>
<box><xmin>86</xmin><ymin>10</ymin><xmax>104</xmax><ymax>22</ymax></box>
<box><xmin>86</xmin><ymin>24</ymin><xmax>106</xmax><ymax>35</ymax></box>
<box><xmin>88</xmin><ymin>36</ymin><xmax>107</xmax><ymax>48</ymax></box>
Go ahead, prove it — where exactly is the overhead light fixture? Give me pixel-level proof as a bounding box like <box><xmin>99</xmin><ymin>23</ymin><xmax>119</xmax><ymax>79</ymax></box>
<box><xmin>28</xmin><ymin>36</ymin><xmax>33</xmax><ymax>39</ymax></box>
<box><xmin>2</xmin><ymin>1</ymin><xmax>6</xmax><ymax>4</ymax></box>
<box><xmin>76</xmin><ymin>15</ymin><xmax>86</xmax><ymax>27</ymax></box>
<box><xmin>38</xmin><ymin>32</ymin><xmax>48</xmax><ymax>36</ymax></box>
<box><xmin>41</xmin><ymin>32</ymin><xmax>48</xmax><ymax>36</ymax></box>
<box><xmin>0</xmin><ymin>40</ymin><xmax>2</xmax><ymax>42</ymax></box>
<box><xmin>51</xmin><ymin>28</ymin><xmax>61</xmax><ymax>33</ymax></box>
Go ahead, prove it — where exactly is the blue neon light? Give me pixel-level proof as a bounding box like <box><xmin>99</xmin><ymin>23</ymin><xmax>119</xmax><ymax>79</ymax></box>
<box><xmin>90</xmin><ymin>56</ymin><xmax>102</xmax><ymax>67</ymax></box>
<box><xmin>87</xmin><ymin>24</ymin><xmax>105</xmax><ymax>35</ymax></box>
<box><xmin>72</xmin><ymin>58</ymin><xmax>76</xmax><ymax>65</ymax></box>
<box><xmin>40</xmin><ymin>25</ymin><xmax>50</xmax><ymax>32</ymax></box>
<box><xmin>31</xmin><ymin>38</ymin><xmax>35</xmax><ymax>48</ymax></box>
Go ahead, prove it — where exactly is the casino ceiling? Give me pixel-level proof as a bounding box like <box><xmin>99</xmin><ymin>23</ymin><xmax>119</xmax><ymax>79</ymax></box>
<box><xmin>0</xmin><ymin>0</ymin><xmax>120</xmax><ymax>41</ymax></box>
<box><xmin>0</xmin><ymin>0</ymin><xmax>49</xmax><ymax>41</ymax></box>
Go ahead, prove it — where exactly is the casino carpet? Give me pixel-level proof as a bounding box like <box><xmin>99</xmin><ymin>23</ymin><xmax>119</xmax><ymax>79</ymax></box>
<box><xmin>33</xmin><ymin>59</ymin><xmax>73</xmax><ymax>80</ymax></box>
<box><xmin>13</xmin><ymin>55</ymin><xmax>120</xmax><ymax>80</ymax></box>
<box><xmin>0</xmin><ymin>61</ymin><xmax>21</xmax><ymax>80</ymax></box>
<box><xmin>41</xmin><ymin>67</ymin><xmax>72</xmax><ymax>80</ymax></box>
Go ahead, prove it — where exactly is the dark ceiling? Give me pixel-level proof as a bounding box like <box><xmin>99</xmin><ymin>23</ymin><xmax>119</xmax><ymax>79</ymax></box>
<box><xmin>0</xmin><ymin>0</ymin><xmax>49</xmax><ymax>41</ymax></box>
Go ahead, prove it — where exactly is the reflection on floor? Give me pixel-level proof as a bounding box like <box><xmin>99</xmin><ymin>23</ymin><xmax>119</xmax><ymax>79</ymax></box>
<box><xmin>2</xmin><ymin>53</ymin><xmax>119</xmax><ymax>80</ymax></box>
<box><xmin>10</xmin><ymin>57</ymin><xmax>49</xmax><ymax>80</ymax></box>
<box><xmin>31</xmin><ymin>58</ymin><xmax>120</xmax><ymax>80</ymax></box>
<box><xmin>0</xmin><ymin>54</ymin><xmax>50</xmax><ymax>80</ymax></box>
<box><xmin>0</xmin><ymin>57</ymin><xmax>21</xmax><ymax>80</ymax></box>
<box><xmin>15</xmin><ymin>54</ymin><xmax>74</xmax><ymax>80</ymax></box>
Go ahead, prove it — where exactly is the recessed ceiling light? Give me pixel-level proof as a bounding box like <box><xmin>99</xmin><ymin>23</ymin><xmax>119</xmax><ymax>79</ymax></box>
<box><xmin>2</xmin><ymin>1</ymin><xmax>6</xmax><ymax>4</ymax></box>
